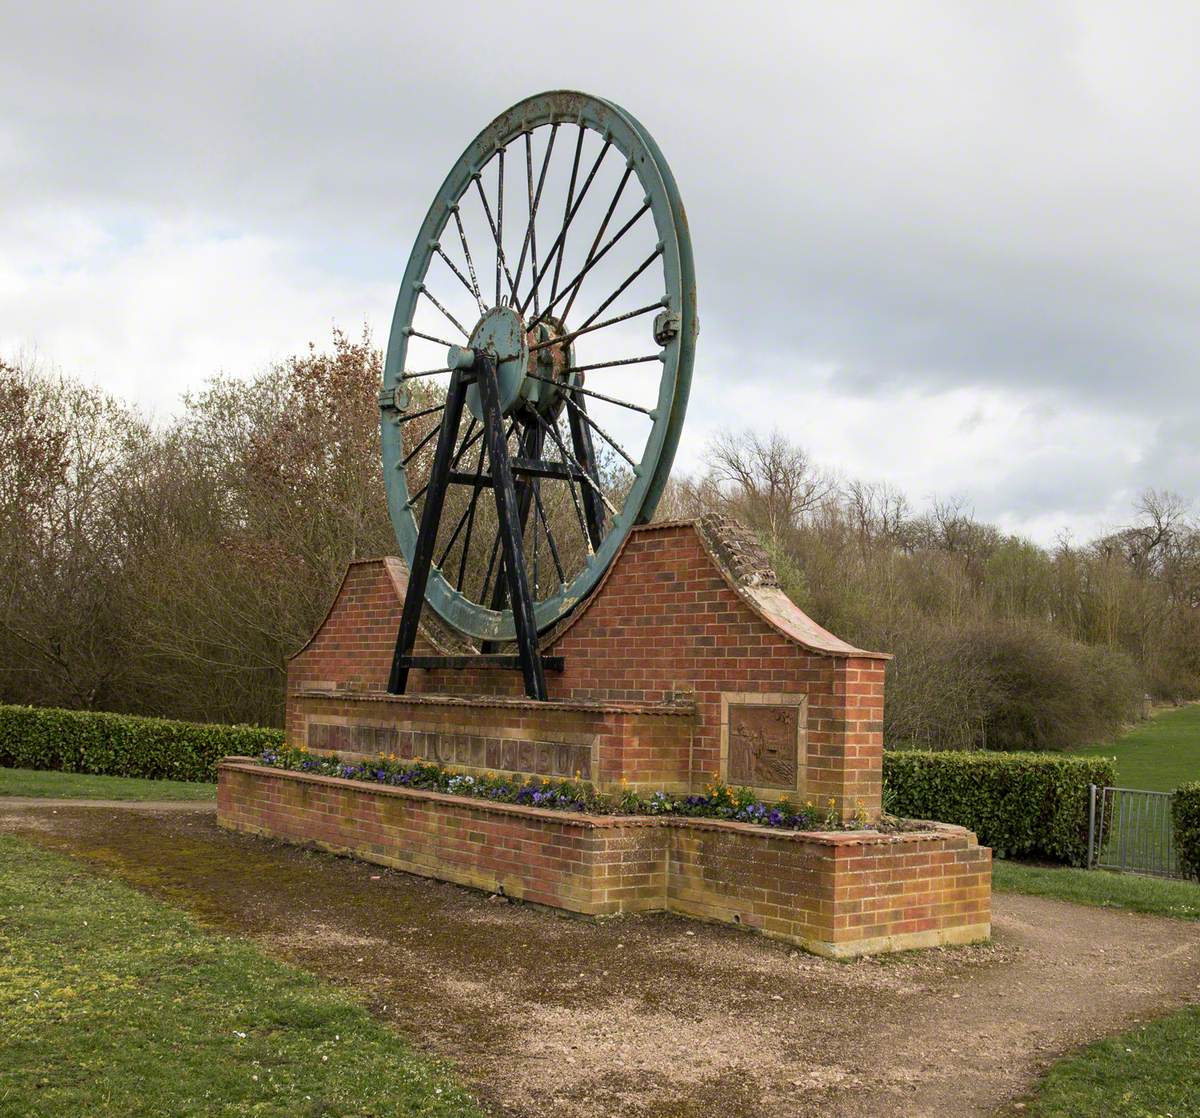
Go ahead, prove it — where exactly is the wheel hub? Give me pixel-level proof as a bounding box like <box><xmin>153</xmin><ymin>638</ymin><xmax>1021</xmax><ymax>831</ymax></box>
<box><xmin>458</xmin><ymin>307</ymin><xmax>573</xmax><ymax>422</ymax></box>
<box><xmin>462</xmin><ymin>305</ymin><xmax>528</xmax><ymax>420</ymax></box>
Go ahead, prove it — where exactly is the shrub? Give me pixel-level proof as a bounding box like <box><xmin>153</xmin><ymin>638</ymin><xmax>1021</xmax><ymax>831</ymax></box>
<box><xmin>1174</xmin><ymin>782</ymin><xmax>1200</xmax><ymax>881</ymax></box>
<box><xmin>883</xmin><ymin>749</ymin><xmax>1116</xmax><ymax>865</ymax></box>
<box><xmin>958</xmin><ymin>622</ymin><xmax>1142</xmax><ymax>752</ymax></box>
<box><xmin>0</xmin><ymin>704</ymin><xmax>282</xmax><ymax>783</ymax></box>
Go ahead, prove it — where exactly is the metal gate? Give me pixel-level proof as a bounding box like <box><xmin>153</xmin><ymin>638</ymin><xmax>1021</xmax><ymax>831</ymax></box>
<box><xmin>1088</xmin><ymin>785</ymin><xmax>1180</xmax><ymax>878</ymax></box>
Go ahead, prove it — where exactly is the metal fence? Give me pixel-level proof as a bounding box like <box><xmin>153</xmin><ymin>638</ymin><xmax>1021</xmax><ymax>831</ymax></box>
<box><xmin>1088</xmin><ymin>784</ymin><xmax>1180</xmax><ymax>878</ymax></box>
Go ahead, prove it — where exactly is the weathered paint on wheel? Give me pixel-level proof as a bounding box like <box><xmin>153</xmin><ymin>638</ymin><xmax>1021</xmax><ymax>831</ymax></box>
<box><xmin>382</xmin><ymin>90</ymin><xmax>696</xmax><ymax>642</ymax></box>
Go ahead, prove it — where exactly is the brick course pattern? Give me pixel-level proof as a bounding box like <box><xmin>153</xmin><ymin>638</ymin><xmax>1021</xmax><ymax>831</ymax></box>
<box><xmin>218</xmin><ymin>760</ymin><xmax>991</xmax><ymax>958</ymax></box>
<box><xmin>287</xmin><ymin>519</ymin><xmax>890</xmax><ymax>818</ymax></box>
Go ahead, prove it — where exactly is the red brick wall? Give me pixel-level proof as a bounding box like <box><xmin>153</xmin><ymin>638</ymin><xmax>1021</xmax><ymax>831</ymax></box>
<box><xmin>287</xmin><ymin>522</ymin><xmax>887</xmax><ymax>818</ymax></box>
<box><xmin>219</xmin><ymin>761</ymin><xmax>990</xmax><ymax>958</ymax></box>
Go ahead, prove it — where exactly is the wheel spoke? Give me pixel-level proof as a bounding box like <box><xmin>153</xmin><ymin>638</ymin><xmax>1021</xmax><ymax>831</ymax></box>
<box><xmin>532</xmin><ymin>202</ymin><xmax>652</xmax><ymax>329</ymax></box>
<box><xmin>420</xmin><ymin>286</ymin><xmax>470</xmax><ymax>338</ymax></box>
<box><xmin>495</xmin><ymin>147</ymin><xmax>504</xmax><ymax>305</ymax></box>
<box><xmin>564</xmin><ymin>354</ymin><xmax>662</xmax><ymax>374</ymax></box>
<box><xmin>559</xmin><ymin>391</ymin><xmax>636</xmax><ymax>466</ymax></box>
<box><xmin>525</xmin><ymin>371</ymin><xmax>656</xmax><ymax>415</ymax></box>
<box><xmin>408</xmin><ymin>329</ymin><xmax>457</xmax><ymax>348</ymax></box>
<box><xmin>472</xmin><ymin>168</ymin><xmax>519</xmax><ymax>306</ymax></box>
<box><xmin>537</xmin><ymin>414</ymin><xmax>594</xmax><ymax>555</ymax></box>
<box><xmin>511</xmin><ymin>124</ymin><xmax>558</xmax><ymax>306</ymax></box>
<box><xmin>576</xmin><ymin>248</ymin><xmax>664</xmax><ymax>333</ymax></box>
<box><xmin>521</xmin><ymin>138</ymin><xmax>611</xmax><ymax>316</ymax></box>
<box><xmin>537</xmin><ymin>410</ymin><xmax>618</xmax><ymax>517</ymax></box>
<box><xmin>434</xmin><ymin>244</ymin><xmax>484</xmax><ymax>315</ymax></box>
<box><xmin>549</xmin><ymin>124</ymin><xmax>585</xmax><ymax>308</ymax></box>
<box><xmin>449</xmin><ymin>209</ymin><xmax>486</xmax><ymax>313</ymax></box>
<box><xmin>481</xmin><ymin>529</ymin><xmax>503</xmax><ymax>603</ymax></box>
<box><xmin>406</xmin><ymin>417</ymin><xmax>479</xmax><ymax>506</ymax></box>
<box><xmin>559</xmin><ymin>166</ymin><xmax>632</xmax><ymax>324</ymax></box>
<box><xmin>528</xmin><ymin>302</ymin><xmax>662</xmax><ymax>353</ymax></box>
<box><xmin>401</xmin><ymin>421</ymin><xmax>441</xmax><ymax>467</ymax></box>
<box><xmin>533</xmin><ymin>480</ymin><xmax>566</xmax><ymax>586</ymax></box>
<box><xmin>438</xmin><ymin>438</ymin><xmax>486</xmax><ymax>569</ymax></box>
<box><xmin>452</xmin><ymin>438</ymin><xmax>490</xmax><ymax>590</ymax></box>
<box><xmin>396</xmin><ymin>402</ymin><xmax>447</xmax><ymax>424</ymax></box>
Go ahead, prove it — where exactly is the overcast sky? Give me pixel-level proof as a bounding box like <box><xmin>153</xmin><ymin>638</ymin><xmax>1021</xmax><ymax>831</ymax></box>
<box><xmin>3</xmin><ymin>1</ymin><xmax>1198</xmax><ymax>544</ymax></box>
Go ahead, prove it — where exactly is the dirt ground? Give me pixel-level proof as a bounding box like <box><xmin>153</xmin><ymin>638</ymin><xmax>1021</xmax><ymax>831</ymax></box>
<box><xmin>3</xmin><ymin>803</ymin><xmax>1198</xmax><ymax>1118</ymax></box>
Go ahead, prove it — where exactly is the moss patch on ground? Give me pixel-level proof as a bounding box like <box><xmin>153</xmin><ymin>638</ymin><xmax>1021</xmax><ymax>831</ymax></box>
<box><xmin>0</xmin><ymin>835</ymin><xmax>480</xmax><ymax>1117</ymax></box>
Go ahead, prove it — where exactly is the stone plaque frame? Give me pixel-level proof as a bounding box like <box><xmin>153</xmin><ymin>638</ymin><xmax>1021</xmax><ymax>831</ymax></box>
<box><xmin>719</xmin><ymin>692</ymin><xmax>807</xmax><ymax>796</ymax></box>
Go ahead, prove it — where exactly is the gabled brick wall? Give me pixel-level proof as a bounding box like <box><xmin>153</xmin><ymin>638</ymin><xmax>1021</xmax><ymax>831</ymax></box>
<box><xmin>287</xmin><ymin>520</ymin><xmax>888</xmax><ymax>819</ymax></box>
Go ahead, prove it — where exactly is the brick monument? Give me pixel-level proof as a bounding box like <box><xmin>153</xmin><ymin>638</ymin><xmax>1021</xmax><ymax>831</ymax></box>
<box><xmin>220</xmin><ymin>516</ymin><xmax>991</xmax><ymax>957</ymax></box>
<box><xmin>217</xmin><ymin>90</ymin><xmax>990</xmax><ymax>956</ymax></box>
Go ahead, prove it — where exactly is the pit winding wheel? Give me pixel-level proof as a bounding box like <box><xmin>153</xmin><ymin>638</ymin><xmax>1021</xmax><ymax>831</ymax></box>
<box><xmin>381</xmin><ymin>90</ymin><xmax>697</xmax><ymax>698</ymax></box>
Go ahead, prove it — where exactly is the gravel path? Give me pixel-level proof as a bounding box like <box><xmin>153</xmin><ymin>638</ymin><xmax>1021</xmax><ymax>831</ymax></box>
<box><xmin>3</xmin><ymin>804</ymin><xmax>1197</xmax><ymax>1118</ymax></box>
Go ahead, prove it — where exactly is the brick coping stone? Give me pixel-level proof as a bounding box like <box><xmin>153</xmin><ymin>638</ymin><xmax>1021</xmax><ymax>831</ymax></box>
<box><xmin>219</xmin><ymin>760</ymin><xmax>992</xmax><ymax>958</ymax></box>
<box><xmin>221</xmin><ymin>758</ymin><xmax>964</xmax><ymax>843</ymax></box>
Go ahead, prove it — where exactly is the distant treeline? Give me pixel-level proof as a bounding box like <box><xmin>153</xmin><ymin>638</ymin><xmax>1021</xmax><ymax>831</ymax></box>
<box><xmin>3</xmin><ymin>332</ymin><xmax>1197</xmax><ymax>748</ymax></box>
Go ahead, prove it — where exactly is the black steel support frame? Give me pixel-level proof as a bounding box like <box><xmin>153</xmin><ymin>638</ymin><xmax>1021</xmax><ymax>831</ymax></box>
<box><xmin>388</xmin><ymin>354</ymin><xmax>549</xmax><ymax>700</ymax></box>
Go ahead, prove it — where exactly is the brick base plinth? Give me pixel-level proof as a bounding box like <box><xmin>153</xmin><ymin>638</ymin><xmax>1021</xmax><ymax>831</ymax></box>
<box><xmin>218</xmin><ymin>760</ymin><xmax>991</xmax><ymax>958</ymax></box>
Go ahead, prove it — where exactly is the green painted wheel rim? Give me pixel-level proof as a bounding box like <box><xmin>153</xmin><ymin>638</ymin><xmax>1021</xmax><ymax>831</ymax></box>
<box><xmin>381</xmin><ymin>90</ymin><xmax>696</xmax><ymax>642</ymax></box>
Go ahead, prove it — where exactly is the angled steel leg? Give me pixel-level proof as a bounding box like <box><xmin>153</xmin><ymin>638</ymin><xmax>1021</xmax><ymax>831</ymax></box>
<box><xmin>388</xmin><ymin>373</ymin><xmax>468</xmax><ymax>695</ymax></box>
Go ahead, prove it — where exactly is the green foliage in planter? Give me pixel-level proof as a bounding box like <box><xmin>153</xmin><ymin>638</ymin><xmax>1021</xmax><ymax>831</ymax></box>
<box><xmin>883</xmin><ymin>749</ymin><xmax>1116</xmax><ymax>865</ymax></box>
<box><xmin>0</xmin><ymin>703</ymin><xmax>282</xmax><ymax>783</ymax></box>
<box><xmin>1173</xmin><ymin>782</ymin><xmax>1200</xmax><ymax>881</ymax></box>
<box><xmin>256</xmin><ymin>748</ymin><xmax>861</xmax><ymax>831</ymax></box>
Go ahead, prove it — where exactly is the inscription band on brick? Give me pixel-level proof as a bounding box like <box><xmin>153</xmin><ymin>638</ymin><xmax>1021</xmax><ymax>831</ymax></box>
<box><xmin>727</xmin><ymin>702</ymin><xmax>802</xmax><ymax>790</ymax></box>
<box><xmin>306</xmin><ymin>720</ymin><xmax>593</xmax><ymax>780</ymax></box>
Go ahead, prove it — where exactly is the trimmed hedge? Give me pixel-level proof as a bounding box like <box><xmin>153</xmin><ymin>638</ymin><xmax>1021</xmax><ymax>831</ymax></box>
<box><xmin>0</xmin><ymin>704</ymin><xmax>283</xmax><ymax>784</ymax></box>
<box><xmin>883</xmin><ymin>750</ymin><xmax>1116</xmax><ymax>865</ymax></box>
<box><xmin>1174</xmin><ymin>782</ymin><xmax>1200</xmax><ymax>881</ymax></box>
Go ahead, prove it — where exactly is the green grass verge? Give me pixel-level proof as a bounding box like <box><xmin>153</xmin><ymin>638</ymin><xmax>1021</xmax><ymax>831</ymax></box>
<box><xmin>1015</xmin><ymin>1006</ymin><xmax>1200</xmax><ymax>1117</ymax></box>
<box><xmin>0</xmin><ymin>766</ymin><xmax>216</xmax><ymax>801</ymax></box>
<box><xmin>0</xmin><ymin>836</ymin><xmax>480</xmax><ymax>1117</ymax></box>
<box><xmin>993</xmin><ymin>858</ymin><xmax>1200</xmax><ymax>920</ymax></box>
<box><xmin>1076</xmin><ymin>703</ymin><xmax>1200</xmax><ymax>791</ymax></box>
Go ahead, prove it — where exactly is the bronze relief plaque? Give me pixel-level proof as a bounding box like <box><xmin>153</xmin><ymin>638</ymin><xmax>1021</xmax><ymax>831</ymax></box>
<box><xmin>728</xmin><ymin>703</ymin><xmax>801</xmax><ymax>789</ymax></box>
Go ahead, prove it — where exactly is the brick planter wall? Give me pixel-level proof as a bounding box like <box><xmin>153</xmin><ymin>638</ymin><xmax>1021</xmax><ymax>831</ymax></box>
<box><xmin>219</xmin><ymin>760</ymin><xmax>990</xmax><ymax>958</ymax></box>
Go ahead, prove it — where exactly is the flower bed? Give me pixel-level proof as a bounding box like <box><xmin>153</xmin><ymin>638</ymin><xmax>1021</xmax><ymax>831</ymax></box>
<box><xmin>259</xmin><ymin>747</ymin><xmax>869</xmax><ymax>831</ymax></box>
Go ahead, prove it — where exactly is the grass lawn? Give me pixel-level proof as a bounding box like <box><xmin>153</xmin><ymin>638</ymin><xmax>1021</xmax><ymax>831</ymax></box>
<box><xmin>1014</xmin><ymin>1006</ymin><xmax>1200</xmax><ymax>1117</ymax></box>
<box><xmin>993</xmin><ymin>858</ymin><xmax>1200</xmax><ymax>920</ymax></box>
<box><xmin>0</xmin><ymin>767</ymin><xmax>216</xmax><ymax>801</ymax></box>
<box><xmin>1076</xmin><ymin>702</ymin><xmax>1200</xmax><ymax>791</ymax></box>
<box><xmin>0</xmin><ymin>835</ymin><xmax>480</xmax><ymax>1117</ymax></box>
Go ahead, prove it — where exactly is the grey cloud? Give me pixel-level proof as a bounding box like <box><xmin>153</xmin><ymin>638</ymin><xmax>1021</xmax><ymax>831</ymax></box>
<box><xmin>3</xmin><ymin>0</ymin><xmax>1198</xmax><ymax>541</ymax></box>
